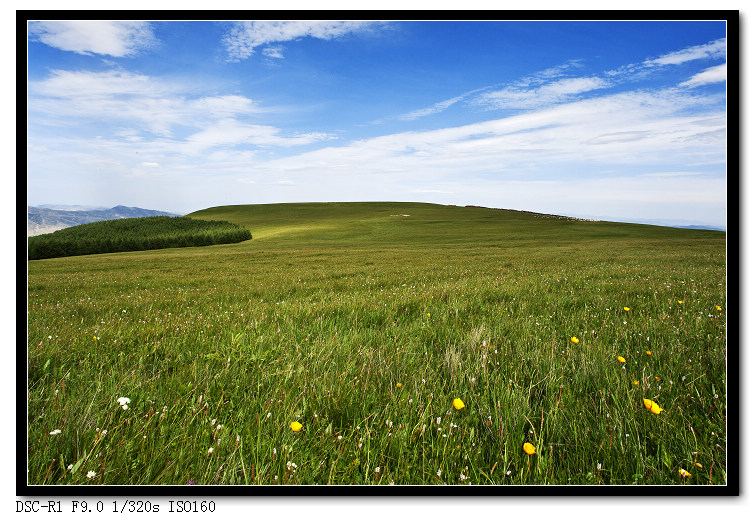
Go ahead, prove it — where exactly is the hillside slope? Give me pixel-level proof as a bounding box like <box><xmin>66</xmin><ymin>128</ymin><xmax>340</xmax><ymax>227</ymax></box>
<box><xmin>186</xmin><ymin>202</ymin><xmax>724</xmax><ymax>249</ymax></box>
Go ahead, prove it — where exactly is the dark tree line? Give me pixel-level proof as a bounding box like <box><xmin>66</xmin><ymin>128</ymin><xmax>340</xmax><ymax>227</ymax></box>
<box><xmin>28</xmin><ymin>216</ymin><xmax>252</xmax><ymax>260</ymax></box>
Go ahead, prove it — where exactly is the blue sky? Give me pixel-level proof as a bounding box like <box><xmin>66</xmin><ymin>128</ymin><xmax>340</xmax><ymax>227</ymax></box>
<box><xmin>26</xmin><ymin>19</ymin><xmax>728</xmax><ymax>227</ymax></box>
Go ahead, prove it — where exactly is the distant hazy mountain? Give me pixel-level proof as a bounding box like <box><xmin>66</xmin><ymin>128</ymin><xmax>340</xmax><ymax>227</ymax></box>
<box><xmin>36</xmin><ymin>204</ymin><xmax>109</xmax><ymax>211</ymax></box>
<box><xmin>28</xmin><ymin>205</ymin><xmax>180</xmax><ymax>236</ymax></box>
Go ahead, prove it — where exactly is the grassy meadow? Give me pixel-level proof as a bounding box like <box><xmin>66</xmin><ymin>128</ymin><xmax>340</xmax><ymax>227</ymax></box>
<box><xmin>26</xmin><ymin>202</ymin><xmax>727</xmax><ymax>486</ymax></box>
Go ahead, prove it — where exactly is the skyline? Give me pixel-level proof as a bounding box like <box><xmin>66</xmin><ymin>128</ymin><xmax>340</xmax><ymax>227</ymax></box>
<box><xmin>26</xmin><ymin>19</ymin><xmax>729</xmax><ymax>227</ymax></box>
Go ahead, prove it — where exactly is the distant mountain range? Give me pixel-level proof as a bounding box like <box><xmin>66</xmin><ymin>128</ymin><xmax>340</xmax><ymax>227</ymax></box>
<box><xmin>27</xmin><ymin>205</ymin><xmax>180</xmax><ymax>236</ymax></box>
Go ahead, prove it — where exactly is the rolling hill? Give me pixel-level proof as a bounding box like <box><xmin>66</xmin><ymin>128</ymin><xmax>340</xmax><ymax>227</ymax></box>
<box><xmin>186</xmin><ymin>201</ymin><xmax>723</xmax><ymax>249</ymax></box>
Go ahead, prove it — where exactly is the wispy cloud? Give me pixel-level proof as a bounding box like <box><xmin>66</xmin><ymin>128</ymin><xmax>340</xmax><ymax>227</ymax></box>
<box><xmin>605</xmin><ymin>37</ymin><xmax>726</xmax><ymax>83</ymax></box>
<box><xmin>262</xmin><ymin>46</ymin><xmax>285</xmax><ymax>59</ymax></box>
<box><xmin>644</xmin><ymin>37</ymin><xmax>726</xmax><ymax>66</ymax></box>
<box><xmin>186</xmin><ymin>119</ymin><xmax>334</xmax><ymax>150</ymax></box>
<box><xmin>243</xmin><ymin>86</ymin><xmax>725</xmax><ymax>184</ymax></box>
<box><xmin>222</xmin><ymin>20</ymin><xmax>386</xmax><ymax>61</ymax></box>
<box><xmin>475</xmin><ymin>76</ymin><xmax>611</xmax><ymax>111</ymax></box>
<box><xmin>28</xmin><ymin>20</ymin><xmax>156</xmax><ymax>57</ymax></box>
<box><xmin>680</xmin><ymin>63</ymin><xmax>727</xmax><ymax>88</ymax></box>
<box><xmin>398</xmin><ymin>95</ymin><xmax>467</xmax><ymax>121</ymax></box>
<box><xmin>29</xmin><ymin>70</ymin><xmax>265</xmax><ymax>137</ymax></box>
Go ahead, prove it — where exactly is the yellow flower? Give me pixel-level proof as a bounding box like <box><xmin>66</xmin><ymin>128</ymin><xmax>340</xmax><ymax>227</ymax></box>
<box><xmin>643</xmin><ymin>398</ymin><xmax>663</xmax><ymax>414</ymax></box>
<box><xmin>655</xmin><ymin>376</ymin><xmax>660</xmax><ymax>382</ymax></box>
<box><xmin>695</xmin><ymin>462</ymin><xmax>703</xmax><ymax>469</ymax></box>
<box><xmin>290</xmin><ymin>422</ymin><xmax>303</xmax><ymax>432</ymax></box>
<box><xmin>678</xmin><ymin>300</ymin><xmax>684</xmax><ymax>304</ymax></box>
<box><xmin>617</xmin><ymin>356</ymin><xmax>626</xmax><ymax>363</ymax></box>
<box><xmin>523</xmin><ymin>442</ymin><xmax>536</xmax><ymax>455</ymax></box>
<box><xmin>453</xmin><ymin>398</ymin><xmax>465</xmax><ymax>410</ymax></box>
<box><xmin>396</xmin><ymin>382</ymin><xmax>402</xmax><ymax>388</ymax></box>
<box><xmin>623</xmin><ymin>307</ymin><xmax>630</xmax><ymax>312</ymax></box>
<box><xmin>715</xmin><ymin>305</ymin><xmax>722</xmax><ymax>311</ymax></box>
<box><xmin>571</xmin><ymin>336</ymin><xmax>579</xmax><ymax>344</ymax></box>
<box><xmin>633</xmin><ymin>380</ymin><xmax>639</xmax><ymax>386</ymax></box>
<box><xmin>679</xmin><ymin>468</ymin><xmax>692</xmax><ymax>478</ymax></box>
<box><xmin>646</xmin><ymin>350</ymin><xmax>652</xmax><ymax>356</ymax></box>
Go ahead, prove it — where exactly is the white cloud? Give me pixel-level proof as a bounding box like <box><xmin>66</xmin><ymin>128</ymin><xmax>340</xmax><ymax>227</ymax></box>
<box><xmin>140</xmin><ymin>162</ymin><xmax>159</xmax><ymax>167</ymax></box>
<box><xmin>190</xmin><ymin>95</ymin><xmax>262</xmax><ymax>118</ymax></box>
<box><xmin>680</xmin><ymin>63</ymin><xmax>727</xmax><ymax>88</ymax></box>
<box><xmin>645</xmin><ymin>38</ymin><xmax>726</xmax><ymax>66</ymax></box>
<box><xmin>31</xmin><ymin>69</ymin><xmax>158</xmax><ymax>98</ymax></box>
<box><xmin>186</xmin><ymin>119</ymin><xmax>334</xmax><ymax>150</ymax></box>
<box><xmin>29</xmin><ymin>70</ymin><xmax>264</xmax><ymax>138</ymax></box>
<box><xmin>222</xmin><ymin>20</ymin><xmax>384</xmax><ymax>61</ymax></box>
<box><xmin>28</xmin><ymin>20</ymin><xmax>156</xmax><ymax>57</ymax></box>
<box><xmin>243</xmin><ymin>87</ymin><xmax>725</xmax><ymax>185</ymax></box>
<box><xmin>476</xmin><ymin>76</ymin><xmax>611</xmax><ymax>110</ymax></box>
<box><xmin>262</xmin><ymin>46</ymin><xmax>285</xmax><ymax>59</ymax></box>
<box><xmin>515</xmin><ymin>60</ymin><xmax>584</xmax><ymax>87</ymax></box>
<box><xmin>398</xmin><ymin>95</ymin><xmax>467</xmax><ymax>121</ymax></box>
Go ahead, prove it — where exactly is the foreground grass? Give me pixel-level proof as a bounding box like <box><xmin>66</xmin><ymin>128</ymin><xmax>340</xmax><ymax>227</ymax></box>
<box><xmin>27</xmin><ymin>203</ymin><xmax>727</xmax><ymax>485</ymax></box>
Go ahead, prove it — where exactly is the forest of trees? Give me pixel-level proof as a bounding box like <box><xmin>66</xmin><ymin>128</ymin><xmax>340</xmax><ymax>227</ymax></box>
<box><xmin>28</xmin><ymin>216</ymin><xmax>252</xmax><ymax>260</ymax></box>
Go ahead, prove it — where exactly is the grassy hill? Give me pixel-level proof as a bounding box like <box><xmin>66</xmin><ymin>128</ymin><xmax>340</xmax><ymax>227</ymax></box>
<box><xmin>26</xmin><ymin>202</ymin><xmax>727</xmax><ymax>486</ymax></box>
<box><xmin>187</xmin><ymin>201</ymin><xmax>717</xmax><ymax>245</ymax></box>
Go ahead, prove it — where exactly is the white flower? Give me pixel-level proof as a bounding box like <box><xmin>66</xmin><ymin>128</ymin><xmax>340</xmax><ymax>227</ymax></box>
<box><xmin>436</xmin><ymin>417</ymin><xmax>441</xmax><ymax>425</ymax></box>
<box><xmin>211</xmin><ymin>419</ymin><xmax>216</xmax><ymax>426</ymax></box>
<box><xmin>86</xmin><ymin>471</ymin><xmax>96</xmax><ymax>479</ymax></box>
<box><xmin>375</xmin><ymin>467</ymin><xmax>380</xmax><ymax>473</ymax></box>
<box><xmin>49</xmin><ymin>429</ymin><xmax>61</xmax><ymax>435</ymax></box>
<box><xmin>217</xmin><ymin>424</ymin><xmax>222</xmax><ymax>430</ymax></box>
<box><xmin>207</xmin><ymin>447</ymin><xmax>214</xmax><ymax>454</ymax></box>
<box><xmin>67</xmin><ymin>464</ymin><xmax>73</xmax><ymax>470</ymax></box>
<box><xmin>597</xmin><ymin>463</ymin><xmax>602</xmax><ymax>471</ymax></box>
<box><xmin>117</xmin><ymin>397</ymin><xmax>130</xmax><ymax>406</ymax></box>
<box><xmin>101</xmin><ymin>430</ymin><xmax>107</xmax><ymax>436</ymax></box>
<box><xmin>121</xmin><ymin>405</ymin><xmax>129</xmax><ymax>410</ymax></box>
<box><xmin>437</xmin><ymin>469</ymin><xmax>442</xmax><ymax>477</ymax></box>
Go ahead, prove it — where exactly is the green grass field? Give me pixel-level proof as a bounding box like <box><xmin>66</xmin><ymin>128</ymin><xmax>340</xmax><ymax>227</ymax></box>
<box><xmin>26</xmin><ymin>202</ymin><xmax>727</xmax><ymax>485</ymax></box>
